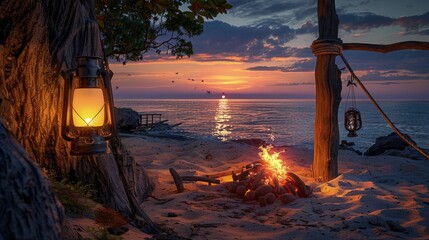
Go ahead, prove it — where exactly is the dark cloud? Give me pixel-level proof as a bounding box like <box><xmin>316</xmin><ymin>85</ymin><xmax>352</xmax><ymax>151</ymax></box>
<box><xmin>338</xmin><ymin>50</ymin><xmax>429</xmax><ymax>75</ymax></box>
<box><xmin>416</xmin><ymin>29</ymin><xmax>429</xmax><ymax>35</ymax></box>
<box><xmin>395</xmin><ymin>11</ymin><xmax>429</xmax><ymax>31</ymax></box>
<box><xmin>245</xmin><ymin>57</ymin><xmax>315</xmax><ymax>73</ymax></box>
<box><xmin>246</xmin><ymin>66</ymin><xmax>283</xmax><ymax>71</ymax></box>
<box><xmin>372</xmin><ymin>81</ymin><xmax>415</xmax><ymax>85</ymax></box>
<box><xmin>228</xmin><ymin>0</ymin><xmax>303</xmax><ymax>18</ymax></box>
<box><xmin>188</xmin><ymin>3</ymin><xmax>429</xmax><ymax>83</ymax></box>
<box><xmin>295</xmin><ymin>20</ymin><xmax>318</xmax><ymax>35</ymax></box>
<box><xmin>193</xmin><ymin>21</ymin><xmax>298</xmax><ymax>61</ymax></box>
<box><xmin>243</xmin><ymin>49</ymin><xmax>429</xmax><ymax>82</ymax></box>
<box><xmin>268</xmin><ymin>82</ymin><xmax>315</xmax><ymax>87</ymax></box>
<box><xmin>358</xmin><ymin>70</ymin><xmax>428</xmax><ymax>81</ymax></box>
<box><xmin>338</xmin><ymin>11</ymin><xmax>429</xmax><ymax>33</ymax></box>
<box><xmin>339</xmin><ymin>12</ymin><xmax>394</xmax><ymax>32</ymax></box>
<box><xmin>292</xmin><ymin>5</ymin><xmax>317</xmax><ymax>22</ymax></box>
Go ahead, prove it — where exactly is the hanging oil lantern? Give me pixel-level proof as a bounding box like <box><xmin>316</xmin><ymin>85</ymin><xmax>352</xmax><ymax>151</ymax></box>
<box><xmin>61</xmin><ymin>56</ymin><xmax>116</xmax><ymax>155</ymax></box>
<box><xmin>344</xmin><ymin>75</ymin><xmax>362</xmax><ymax>137</ymax></box>
<box><xmin>344</xmin><ymin>108</ymin><xmax>361</xmax><ymax>137</ymax></box>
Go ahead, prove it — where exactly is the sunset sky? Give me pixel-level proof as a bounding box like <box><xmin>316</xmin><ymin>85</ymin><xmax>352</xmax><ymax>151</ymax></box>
<box><xmin>110</xmin><ymin>0</ymin><xmax>429</xmax><ymax>99</ymax></box>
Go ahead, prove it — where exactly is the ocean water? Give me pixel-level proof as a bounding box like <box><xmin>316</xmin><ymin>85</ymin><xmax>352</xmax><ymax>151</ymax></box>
<box><xmin>115</xmin><ymin>99</ymin><xmax>429</xmax><ymax>151</ymax></box>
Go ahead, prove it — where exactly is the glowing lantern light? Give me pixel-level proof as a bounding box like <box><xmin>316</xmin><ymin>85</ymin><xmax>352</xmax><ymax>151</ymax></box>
<box><xmin>72</xmin><ymin>88</ymin><xmax>105</xmax><ymax>127</ymax></box>
<box><xmin>61</xmin><ymin>56</ymin><xmax>116</xmax><ymax>155</ymax></box>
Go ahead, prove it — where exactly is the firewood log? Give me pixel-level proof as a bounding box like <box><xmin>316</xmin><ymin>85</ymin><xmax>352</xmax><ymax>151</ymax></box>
<box><xmin>243</xmin><ymin>190</ymin><xmax>255</xmax><ymax>201</ymax></box>
<box><xmin>254</xmin><ymin>184</ymin><xmax>272</xmax><ymax>197</ymax></box>
<box><xmin>236</xmin><ymin>185</ymin><xmax>247</xmax><ymax>196</ymax></box>
<box><xmin>286</xmin><ymin>172</ymin><xmax>311</xmax><ymax>198</ymax></box>
<box><xmin>279</xmin><ymin>193</ymin><xmax>297</xmax><ymax>205</ymax></box>
<box><xmin>265</xmin><ymin>193</ymin><xmax>276</xmax><ymax>205</ymax></box>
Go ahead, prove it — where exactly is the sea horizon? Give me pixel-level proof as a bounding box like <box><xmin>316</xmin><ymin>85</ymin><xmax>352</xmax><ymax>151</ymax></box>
<box><xmin>114</xmin><ymin>97</ymin><xmax>429</xmax><ymax>101</ymax></box>
<box><xmin>115</xmin><ymin>98</ymin><xmax>429</xmax><ymax>152</ymax></box>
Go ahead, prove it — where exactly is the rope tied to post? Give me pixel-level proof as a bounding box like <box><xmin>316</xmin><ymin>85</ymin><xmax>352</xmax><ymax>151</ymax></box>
<box><xmin>311</xmin><ymin>39</ymin><xmax>343</xmax><ymax>56</ymax></box>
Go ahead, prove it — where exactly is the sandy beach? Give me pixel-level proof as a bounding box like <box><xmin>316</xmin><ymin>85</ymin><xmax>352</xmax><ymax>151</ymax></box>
<box><xmin>72</xmin><ymin>134</ymin><xmax>429</xmax><ymax>240</ymax></box>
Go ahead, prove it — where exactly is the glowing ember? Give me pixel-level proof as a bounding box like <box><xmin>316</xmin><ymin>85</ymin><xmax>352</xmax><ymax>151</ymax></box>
<box><xmin>258</xmin><ymin>145</ymin><xmax>288</xmax><ymax>184</ymax></box>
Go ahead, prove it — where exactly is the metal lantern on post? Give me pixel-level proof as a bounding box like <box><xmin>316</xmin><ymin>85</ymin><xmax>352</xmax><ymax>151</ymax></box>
<box><xmin>344</xmin><ymin>108</ymin><xmax>361</xmax><ymax>137</ymax></box>
<box><xmin>61</xmin><ymin>56</ymin><xmax>116</xmax><ymax>155</ymax></box>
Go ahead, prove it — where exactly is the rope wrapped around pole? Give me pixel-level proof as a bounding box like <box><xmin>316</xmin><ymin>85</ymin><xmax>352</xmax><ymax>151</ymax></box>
<box><xmin>311</xmin><ymin>39</ymin><xmax>343</xmax><ymax>56</ymax></box>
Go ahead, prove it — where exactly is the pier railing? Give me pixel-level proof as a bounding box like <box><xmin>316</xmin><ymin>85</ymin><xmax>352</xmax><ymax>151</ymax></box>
<box><xmin>139</xmin><ymin>113</ymin><xmax>162</xmax><ymax>127</ymax></box>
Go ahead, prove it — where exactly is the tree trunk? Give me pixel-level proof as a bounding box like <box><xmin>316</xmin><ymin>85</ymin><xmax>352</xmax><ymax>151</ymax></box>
<box><xmin>313</xmin><ymin>0</ymin><xmax>342</xmax><ymax>182</ymax></box>
<box><xmin>0</xmin><ymin>0</ymin><xmax>156</xmax><ymax>231</ymax></box>
<box><xmin>0</xmin><ymin>123</ymin><xmax>64</xmax><ymax>239</ymax></box>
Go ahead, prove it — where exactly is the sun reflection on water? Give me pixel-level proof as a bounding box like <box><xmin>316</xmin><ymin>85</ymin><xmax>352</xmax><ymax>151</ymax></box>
<box><xmin>212</xmin><ymin>99</ymin><xmax>232</xmax><ymax>141</ymax></box>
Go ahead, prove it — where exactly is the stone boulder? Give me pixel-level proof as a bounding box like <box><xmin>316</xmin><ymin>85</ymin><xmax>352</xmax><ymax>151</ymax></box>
<box><xmin>339</xmin><ymin>140</ymin><xmax>362</xmax><ymax>155</ymax></box>
<box><xmin>365</xmin><ymin>132</ymin><xmax>422</xmax><ymax>158</ymax></box>
<box><xmin>381</xmin><ymin>146</ymin><xmax>429</xmax><ymax>160</ymax></box>
<box><xmin>115</xmin><ymin>107</ymin><xmax>140</xmax><ymax>131</ymax></box>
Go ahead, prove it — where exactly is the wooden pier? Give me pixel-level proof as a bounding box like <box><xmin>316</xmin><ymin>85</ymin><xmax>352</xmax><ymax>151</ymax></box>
<box><xmin>139</xmin><ymin>113</ymin><xmax>163</xmax><ymax>127</ymax></box>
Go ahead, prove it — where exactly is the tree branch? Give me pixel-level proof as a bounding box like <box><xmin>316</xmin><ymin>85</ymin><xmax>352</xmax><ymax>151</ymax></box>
<box><xmin>343</xmin><ymin>41</ymin><xmax>429</xmax><ymax>53</ymax></box>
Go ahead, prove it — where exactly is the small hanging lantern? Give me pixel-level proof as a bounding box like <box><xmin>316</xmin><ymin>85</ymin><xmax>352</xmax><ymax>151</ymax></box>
<box><xmin>344</xmin><ymin>108</ymin><xmax>361</xmax><ymax>137</ymax></box>
<box><xmin>61</xmin><ymin>56</ymin><xmax>116</xmax><ymax>155</ymax></box>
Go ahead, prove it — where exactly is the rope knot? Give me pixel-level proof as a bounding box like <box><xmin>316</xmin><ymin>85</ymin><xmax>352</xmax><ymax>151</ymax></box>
<box><xmin>311</xmin><ymin>39</ymin><xmax>343</xmax><ymax>56</ymax></box>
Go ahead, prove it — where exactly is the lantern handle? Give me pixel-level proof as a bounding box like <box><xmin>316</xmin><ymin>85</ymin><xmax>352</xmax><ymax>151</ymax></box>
<box><xmin>60</xmin><ymin>69</ymin><xmax>77</xmax><ymax>141</ymax></box>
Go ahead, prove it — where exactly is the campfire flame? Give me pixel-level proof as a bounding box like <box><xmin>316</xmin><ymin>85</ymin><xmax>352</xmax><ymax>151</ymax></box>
<box><xmin>224</xmin><ymin>145</ymin><xmax>311</xmax><ymax>205</ymax></box>
<box><xmin>258</xmin><ymin>145</ymin><xmax>288</xmax><ymax>184</ymax></box>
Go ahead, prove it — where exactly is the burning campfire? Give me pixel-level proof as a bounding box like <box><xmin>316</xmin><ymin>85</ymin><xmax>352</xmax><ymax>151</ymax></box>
<box><xmin>169</xmin><ymin>145</ymin><xmax>311</xmax><ymax>206</ymax></box>
<box><xmin>224</xmin><ymin>145</ymin><xmax>312</xmax><ymax>206</ymax></box>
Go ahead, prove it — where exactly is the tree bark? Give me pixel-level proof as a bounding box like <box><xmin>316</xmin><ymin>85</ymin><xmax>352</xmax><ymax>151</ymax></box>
<box><xmin>0</xmin><ymin>123</ymin><xmax>64</xmax><ymax>239</ymax></box>
<box><xmin>313</xmin><ymin>0</ymin><xmax>342</xmax><ymax>182</ymax></box>
<box><xmin>0</xmin><ymin>0</ymin><xmax>156</xmax><ymax>232</ymax></box>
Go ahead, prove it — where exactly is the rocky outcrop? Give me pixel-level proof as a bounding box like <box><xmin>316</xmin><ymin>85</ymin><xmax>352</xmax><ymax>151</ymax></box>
<box><xmin>365</xmin><ymin>132</ymin><xmax>427</xmax><ymax>160</ymax></box>
<box><xmin>339</xmin><ymin>140</ymin><xmax>362</xmax><ymax>155</ymax></box>
<box><xmin>115</xmin><ymin>107</ymin><xmax>140</xmax><ymax>131</ymax></box>
<box><xmin>365</xmin><ymin>132</ymin><xmax>415</xmax><ymax>156</ymax></box>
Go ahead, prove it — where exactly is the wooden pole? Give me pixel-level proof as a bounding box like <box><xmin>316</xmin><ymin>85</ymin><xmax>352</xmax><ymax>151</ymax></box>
<box><xmin>343</xmin><ymin>41</ymin><xmax>429</xmax><ymax>53</ymax></box>
<box><xmin>313</xmin><ymin>0</ymin><xmax>342</xmax><ymax>182</ymax></box>
<box><xmin>311</xmin><ymin>2</ymin><xmax>429</xmax><ymax>181</ymax></box>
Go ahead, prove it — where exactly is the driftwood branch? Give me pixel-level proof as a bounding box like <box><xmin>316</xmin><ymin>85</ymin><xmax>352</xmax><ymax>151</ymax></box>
<box><xmin>169</xmin><ymin>168</ymin><xmax>220</xmax><ymax>193</ymax></box>
<box><xmin>343</xmin><ymin>41</ymin><xmax>429</xmax><ymax>53</ymax></box>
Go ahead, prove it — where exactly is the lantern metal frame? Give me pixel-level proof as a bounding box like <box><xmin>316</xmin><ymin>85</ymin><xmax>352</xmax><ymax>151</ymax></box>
<box><xmin>61</xmin><ymin>56</ymin><xmax>116</xmax><ymax>155</ymax></box>
<box><xmin>344</xmin><ymin>107</ymin><xmax>362</xmax><ymax>137</ymax></box>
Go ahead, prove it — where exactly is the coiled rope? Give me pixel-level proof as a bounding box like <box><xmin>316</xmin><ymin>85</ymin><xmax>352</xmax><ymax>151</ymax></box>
<box><xmin>311</xmin><ymin>39</ymin><xmax>429</xmax><ymax>160</ymax></box>
<box><xmin>311</xmin><ymin>39</ymin><xmax>343</xmax><ymax>55</ymax></box>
